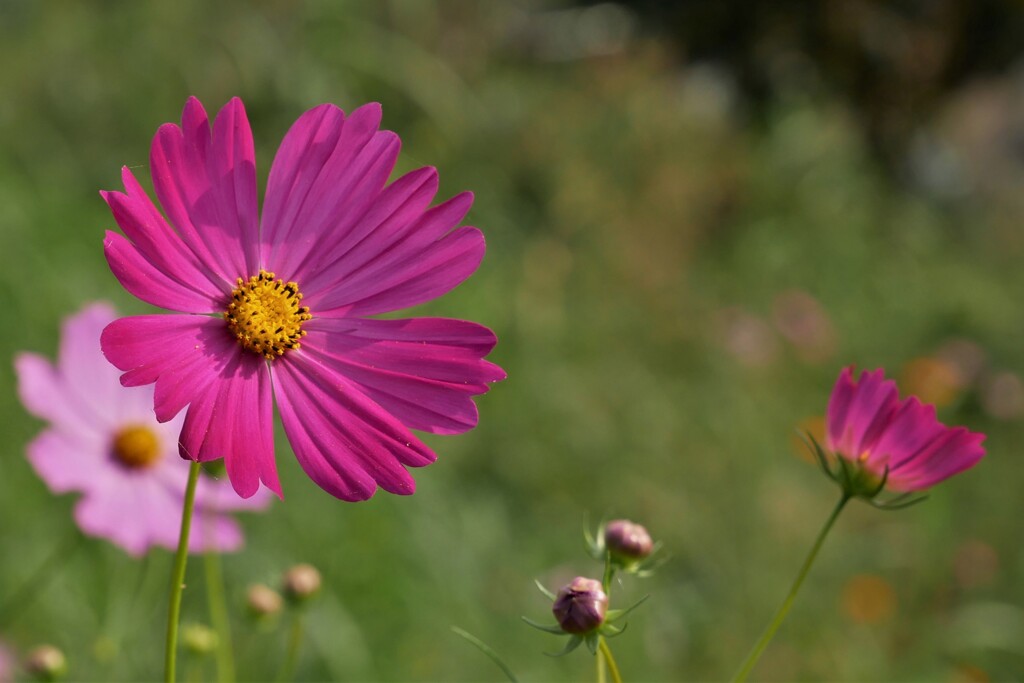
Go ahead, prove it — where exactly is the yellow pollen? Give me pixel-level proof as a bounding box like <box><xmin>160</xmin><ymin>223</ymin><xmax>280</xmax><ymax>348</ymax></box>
<box><xmin>112</xmin><ymin>425</ymin><xmax>161</xmax><ymax>469</ymax></box>
<box><xmin>858</xmin><ymin>450</ymin><xmax>871</xmax><ymax>462</ymax></box>
<box><xmin>225</xmin><ymin>270</ymin><xmax>311</xmax><ymax>360</ymax></box>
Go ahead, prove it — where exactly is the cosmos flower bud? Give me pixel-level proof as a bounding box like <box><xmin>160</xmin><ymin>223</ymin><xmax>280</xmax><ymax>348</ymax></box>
<box><xmin>247</xmin><ymin>583</ymin><xmax>284</xmax><ymax>618</ymax></box>
<box><xmin>282</xmin><ymin>563</ymin><xmax>322</xmax><ymax>604</ymax></box>
<box><xmin>551</xmin><ymin>577</ymin><xmax>608</xmax><ymax>634</ymax></box>
<box><xmin>182</xmin><ymin>624</ymin><xmax>218</xmax><ymax>656</ymax></box>
<box><xmin>604</xmin><ymin>519</ymin><xmax>654</xmax><ymax>564</ymax></box>
<box><xmin>24</xmin><ymin>645</ymin><xmax>66</xmax><ymax>682</ymax></box>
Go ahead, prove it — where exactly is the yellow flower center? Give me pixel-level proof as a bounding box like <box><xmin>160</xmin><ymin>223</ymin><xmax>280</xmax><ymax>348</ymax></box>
<box><xmin>112</xmin><ymin>425</ymin><xmax>162</xmax><ymax>469</ymax></box>
<box><xmin>225</xmin><ymin>270</ymin><xmax>311</xmax><ymax>360</ymax></box>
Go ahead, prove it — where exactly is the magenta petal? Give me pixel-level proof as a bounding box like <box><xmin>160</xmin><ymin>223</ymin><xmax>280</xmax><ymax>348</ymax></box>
<box><xmin>102</xmin><ymin>167</ymin><xmax>228</xmax><ymax>299</ymax></box>
<box><xmin>301</xmin><ymin>166</ymin><xmax>440</xmax><ymax>304</ymax></box>
<box><xmin>304</xmin><ymin>317</ymin><xmax>505</xmax><ymax>433</ymax></box>
<box><xmin>319</xmin><ymin>226</ymin><xmax>485</xmax><ymax>317</ymax></box>
<box><xmin>104</xmin><ymin>232</ymin><xmax>220</xmax><ymax>313</ymax></box>
<box><xmin>889</xmin><ymin>428</ymin><xmax>986</xmax><ymax>491</ymax></box>
<box><xmin>273</xmin><ymin>353</ymin><xmax>434</xmax><ymax>501</ymax></box>
<box><xmin>150</xmin><ymin>97</ymin><xmax>258</xmax><ymax>282</ymax></box>
<box><xmin>870</xmin><ymin>397</ymin><xmax>945</xmax><ymax>470</ymax></box>
<box><xmin>176</xmin><ymin>353</ymin><xmax>280</xmax><ymax>499</ymax></box>
<box><xmin>262</xmin><ymin>103</ymin><xmax>400</xmax><ymax>282</ymax></box>
<box><xmin>826</xmin><ymin>368</ymin><xmax>899</xmax><ymax>458</ymax></box>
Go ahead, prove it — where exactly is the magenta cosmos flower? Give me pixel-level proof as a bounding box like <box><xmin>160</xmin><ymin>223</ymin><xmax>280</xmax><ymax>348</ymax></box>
<box><xmin>825</xmin><ymin>367</ymin><xmax>985</xmax><ymax>492</ymax></box>
<box><xmin>101</xmin><ymin>97</ymin><xmax>504</xmax><ymax>501</ymax></box>
<box><xmin>15</xmin><ymin>303</ymin><xmax>270</xmax><ymax>556</ymax></box>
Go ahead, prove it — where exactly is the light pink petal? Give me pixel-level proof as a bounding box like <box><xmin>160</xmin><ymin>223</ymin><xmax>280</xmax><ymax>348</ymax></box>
<box><xmin>104</xmin><ymin>232</ymin><xmax>220</xmax><ymax>313</ymax></box>
<box><xmin>15</xmin><ymin>353</ymin><xmax>104</xmax><ymax>439</ymax></box>
<box><xmin>190</xmin><ymin>509</ymin><xmax>245</xmax><ymax>554</ymax></box>
<box><xmin>102</xmin><ymin>166</ymin><xmax>228</xmax><ymax>299</ymax></box>
<box><xmin>261</xmin><ymin>103</ymin><xmax>399</xmax><ymax>281</ymax></box>
<box><xmin>273</xmin><ymin>353</ymin><xmax>435</xmax><ymax>501</ymax></box>
<box><xmin>171</xmin><ymin>351</ymin><xmax>280</xmax><ymax>499</ymax></box>
<box><xmin>73</xmin><ymin>473</ymin><xmax>180</xmax><ymax>557</ymax></box>
<box><xmin>150</xmin><ymin>97</ymin><xmax>258</xmax><ymax>283</ymax></box>
<box><xmin>53</xmin><ymin>303</ymin><xmax>155</xmax><ymax>424</ymax></box>
<box><xmin>306</xmin><ymin>191</ymin><xmax>481</xmax><ymax>315</ymax></box>
<box><xmin>303</xmin><ymin>317</ymin><xmax>504</xmax><ymax>433</ymax></box>
<box><xmin>888</xmin><ymin>428</ymin><xmax>986</xmax><ymax>491</ymax></box>
<box><xmin>826</xmin><ymin>368</ymin><xmax>899</xmax><ymax>459</ymax></box>
<box><xmin>195</xmin><ymin>473</ymin><xmax>276</xmax><ymax>511</ymax></box>
<box><xmin>26</xmin><ymin>429</ymin><xmax>110</xmax><ymax>494</ymax></box>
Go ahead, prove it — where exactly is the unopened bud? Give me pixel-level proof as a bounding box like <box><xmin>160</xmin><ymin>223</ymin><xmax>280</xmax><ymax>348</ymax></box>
<box><xmin>604</xmin><ymin>519</ymin><xmax>654</xmax><ymax>564</ymax></box>
<box><xmin>182</xmin><ymin>624</ymin><xmax>218</xmax><ymax>656</ymax></box>
<box><xmin>552</xmin><ymin>577</ymin><xmax>608</xmax><ymax>634</ymax></box>
<box><xmin>247</xmin><ymin>583</ymin><xmax>284</xmax><ymax>618</ymax></box>
<box><xmin>24</xmin><ymin>645</ymin><xmax>66</xmax><ymax>682</ymax></box>
<box><xmin>282</xmin><ymin>563</ymin><xmax>321</xmax><ymax>603</ymax></box>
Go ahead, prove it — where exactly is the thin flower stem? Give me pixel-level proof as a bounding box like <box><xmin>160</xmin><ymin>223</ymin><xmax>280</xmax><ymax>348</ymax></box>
<box><xmin>731</xmin><ymin>494</ymin><xmax>851</xmax><ymax>683</ymax></box>
<box><xmin>204</xmin><ymin>548</ymin><xmax>235</xmax><ymax>682</ymax></box>
<box><xmin>277</xmin><ymin>612</ymin><xmax>305</xmax><ymax>682</ymax></box>
<box><xmin>166</xmin><ymin>461</ymin><xmax>202</xmax><ymax>683</ymax></box>
<box><xmin>596</xmin><ymin>640</ymin><xmax>606</xmax><ymax>683</ymax></box>
<box><xmin>598</xmin><ymin>636</ymin><xmax>622</xmax><ymax>683</ymax></box>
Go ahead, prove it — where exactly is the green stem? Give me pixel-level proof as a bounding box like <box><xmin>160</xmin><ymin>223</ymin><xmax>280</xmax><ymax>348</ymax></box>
<box><xmin>731</xmin><ymin>494</ymin><xmax>851</xmax><ymax>683</ymax></box>
<box><xmin>277</xmin><ymin>612</ymin><xmax>305</xmax><ymax>682</ymax></box>
<box><xmin>596</xmin><ymin>638</ymin><xmax>606</xmax><ymax>683</ymax></box>
<box><xmin>204</xmin><ymin>549</ymin><xmax>235</xmax><ymax>682</ymax></box>
<box><xmin>598</xmin><ymin>636</ymin><xmax>622</xmax><ymax>683</ymax></box>
<box><xmin>165</xmin><ymin>461</ymin><xmax>202</xmax><ymax>683</ymax></box>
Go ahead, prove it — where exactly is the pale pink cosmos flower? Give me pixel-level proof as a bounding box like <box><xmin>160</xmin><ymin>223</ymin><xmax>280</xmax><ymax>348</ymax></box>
<box><xmin>826</xmin><ymin>367</ymin><xmax>986</xmax><ymax>492</ymax></box>
<box><xmin>101</xmin><ymin>97</ymin><xmax>505</xmax><ymax>501</ymax></box>
<box><xmin>15</xmin><ymin>303</ymin><xmax>270</xmax><ymax>556</ymax></box>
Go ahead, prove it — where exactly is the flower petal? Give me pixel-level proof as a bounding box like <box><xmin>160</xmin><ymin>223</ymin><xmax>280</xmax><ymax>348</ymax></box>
<box><xmin>15</xmin><ymin>353</ymin><xmax>104</xmax><ymax>440</ymax></box>
<box><xmin>102</xmin><ymin>166</ymin><xmax>228</xmax><ymax>300</ymax></box>
<box><xmin>26</xmin><ymin>429</ymin><xmax>108</xmax><ymax>493</ymax></box>
<box><xmin>104</xmin><ymin>231</ymin><xmax>221</xmax><ymax>313</ymax></box>
<box><xmin>150</xmin><ymin>97</ymin><xmax>259</xmax><ymax>283</ymax></box>
<box><xmin>261</xmin><ymin>103</ymin><xmax>399</xmax><ymax>282</ymax></box>
<box><xmin>176</xmin><ymin>352</ymin><xmax>280</xmax><ymax>499</ymax></box>
<box><xmin>888</xmin><ymin>428</ymin><xmax>986</xmax><ymax>491</ymax></box>
<box><xmin>304</xmin><ymin>317</ymin><xmax>505</xmax><ymax>433</ymax></box>
<box><xmin>273</xmin><ymin>352</ymin><xmax>435</xmax><ymax>501</ymax></box>
<box><xmin>307</xmin><ymin>191</ymin><xmax>483</xmax><ymax>316</ymax></box>
<box><xmin>73</xmin><ymin>473</ymin><xmax>181</xmax><ymax>557</ymax></box>
<box><xmin>826</xmin><ymin>368</ymin><xmax>899</xmax><ymax>459</ymax></box>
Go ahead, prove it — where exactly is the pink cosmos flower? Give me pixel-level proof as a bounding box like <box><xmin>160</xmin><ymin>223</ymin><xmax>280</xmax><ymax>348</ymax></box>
<box><xmin>15</xmin><ymin>303</ymin><xmax>270</xmax><ymax>556</ymax></box>
<box><xmin>100</xmin><ymin>97</ymin><xmax>504</xmax><ymax>501</ymax></box>
<box><xmin>826</xmin><ymin>367</ymin><xmax>986</xmax><ymax>492</ymax></box>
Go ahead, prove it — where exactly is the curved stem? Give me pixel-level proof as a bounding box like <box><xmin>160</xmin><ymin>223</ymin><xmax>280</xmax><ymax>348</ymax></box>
<box><xmin>731</xmin><ymin>494</ymin><xmax>850</xmax><ymax>683</ymax></box>
<box><xmin>204</xmin><ymin>549</ymin><xmax>235</xmax><ymax>682</ymax></box>
<box><xmin>165</xmin><ymin>461</ymin><xmax>202</xmax><ymax>683</ymax></box>
<box><xmin>598</xmin><ymin>637</ymin><xmax>622</xmax><ymax>683</ymax></box>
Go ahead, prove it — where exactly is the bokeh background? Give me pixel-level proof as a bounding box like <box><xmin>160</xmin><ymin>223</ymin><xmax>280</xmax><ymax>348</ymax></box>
<box><xmin>2</xmin><ymin>0</ymin><xmax>1023</xmax><ymax>680</ymax></box>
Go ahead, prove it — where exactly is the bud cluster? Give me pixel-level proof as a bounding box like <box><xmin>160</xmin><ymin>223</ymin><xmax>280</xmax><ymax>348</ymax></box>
<box><xmin>524</xmin><ymin>517</ymin><xmax>659</xmax><ymax>657</ymax></box>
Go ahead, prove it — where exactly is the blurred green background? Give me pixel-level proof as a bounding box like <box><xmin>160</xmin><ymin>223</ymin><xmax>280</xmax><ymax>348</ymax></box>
<box><xmin>2</xmin><ymin>0</ymin><xmax>1023</xmax><ymax>680</ymax></box>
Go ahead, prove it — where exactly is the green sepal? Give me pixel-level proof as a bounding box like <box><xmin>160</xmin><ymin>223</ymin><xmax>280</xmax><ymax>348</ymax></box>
<box><xmin>606</xmin><ymin>594</ymin><xmax>649</xmax><ymax>623</ymax></box>
<box><xmin>600</xmin><ymin>622</ymin><xmax>628</xmax><ymax>638</ymax></box>
<box><xmin>533</xmin><ymin>579</ymin><xmax>556</xmax><ymax>601</ymax></box>
<box><xmin>584</xmin><ymin>632</ymin><xmax>599</xmax><ymax>654</ymax></box>
<box><xmin>521</xmin><ymin>616</ymin><xmax>565</xmax><ymax>635</ymax></box>
<box><xmin>545</xmin><ymin>635</ymin><xmax>583</xmax><ymax>657</ymax></box>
